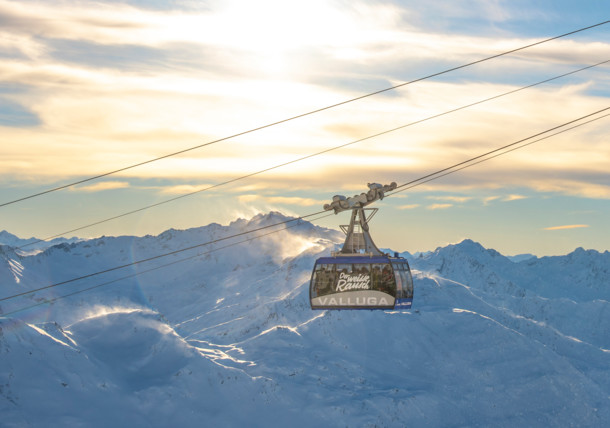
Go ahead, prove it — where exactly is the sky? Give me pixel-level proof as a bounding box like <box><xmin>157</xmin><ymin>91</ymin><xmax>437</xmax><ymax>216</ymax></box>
<box><xmin>0</xmin><ymin>0</ymin><xmax>609</xmax><ymax>256</ymax></box>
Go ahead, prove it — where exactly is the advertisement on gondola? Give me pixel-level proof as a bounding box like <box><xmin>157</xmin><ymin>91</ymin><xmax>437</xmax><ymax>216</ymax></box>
<box><xmin>311</xmin><ymin>270</ymin><xmax>396</xmax><ymax>307</ymax></box>
<box><xmin>336</xmin><ymin>272</ymin><xmax>370</xmax><ymax>292</ymax></box>
<box><xmin>311</xmin><ymin>289</ymin><xmax>395</xmax><ymax>308</ymax></box>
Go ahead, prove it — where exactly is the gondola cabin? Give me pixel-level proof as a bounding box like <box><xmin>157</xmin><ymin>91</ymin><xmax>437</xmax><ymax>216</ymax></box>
<box><xmin>310</xmin><ymin>255</ymin><xmax>413</xmax><ymax>309</ymax></box>
<box><xmin>309</xmin><ymin>182</ymin><xmax>414</xmax><ymax>310</ymax></box>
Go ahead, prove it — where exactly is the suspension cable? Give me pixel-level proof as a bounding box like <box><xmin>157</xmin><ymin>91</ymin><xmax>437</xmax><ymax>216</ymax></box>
<box><xmin>390</xmin><ymin>107</ymin><xmax>610</xmax><ymax>193</ymax></box>
<box><xmin>2</xmin><ymin>107</ymin><xmax>608</xmax><ymax>306</ymax></box>
<box><xmin>0</xmin><ymin>212</ymin><xmax>335</xmax><ymax>317</ymax></box>
<box><xmin>0</xmin><ymin>211</ymin><xmax>325</xmax><ymax>303</ymax></box>
<box><xmin>2</xmin><ymin>20</ymin><xmax>608</xmax><ymax>208</ymax></box>
<box><xmin>18</xmin><ymin>59</ymin><xmax>610</xmax><ymax>249</ymax></box>
<box><xmin>388</xmin><ymin>112</ymin><xmax>610</xmax><ymax>196</ymax></box>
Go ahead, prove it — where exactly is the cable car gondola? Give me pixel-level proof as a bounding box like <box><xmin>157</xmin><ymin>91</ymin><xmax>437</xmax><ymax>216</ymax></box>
<box><xmin>310</xmin><ymin>183</ymin><xmax>414</xmax><ymax>310</ymax></box>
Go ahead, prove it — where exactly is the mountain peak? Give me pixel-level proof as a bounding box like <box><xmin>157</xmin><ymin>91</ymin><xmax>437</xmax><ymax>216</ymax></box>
<box><xmin>456</xmin><ymin>238</ymin><xmax>482</xmax><ymax>248</ymax></box>
<box><xmin>0</xmin><ymin>230</ymin><xmax>19</xmax><ymax>239</ymax></box>
<box><xmin>0</xmin><ymin>230</ymin><xmax>30</xmax><ymax>245</ymax></box>
<box><xmin>229</xmin><ymin>211</ymin><xmax>296</xmax><ymax>229</ymax></box>
<box><xmin>437</xmin><ymin>238</ymin><xmax>486</xmax><ymax>255</ymax></box>
<box><xmin>454</xmin><ymin>239</ymin><xmax>506</xmax><ymax>258</ymax></box>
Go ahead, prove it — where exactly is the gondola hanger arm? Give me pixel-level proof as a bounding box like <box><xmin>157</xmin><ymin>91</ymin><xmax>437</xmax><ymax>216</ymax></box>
<box><xmin>323</xmin><ymin>182</ymin><xmax>397</xmax><ymax>214</ymax></box>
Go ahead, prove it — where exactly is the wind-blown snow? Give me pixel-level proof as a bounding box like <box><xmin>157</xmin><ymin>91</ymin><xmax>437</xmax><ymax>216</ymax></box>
<box><xmin>1</xmin><ymin>213</ymin><xmax>609</xmax><ymax>427</ymax></box>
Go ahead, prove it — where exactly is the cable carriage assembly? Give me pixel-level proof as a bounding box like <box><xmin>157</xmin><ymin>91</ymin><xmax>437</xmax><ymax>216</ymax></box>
<box><xmin>310</xmin><ymin>183</ymin><xmax>414</xmax><ymax>310</ymax></box>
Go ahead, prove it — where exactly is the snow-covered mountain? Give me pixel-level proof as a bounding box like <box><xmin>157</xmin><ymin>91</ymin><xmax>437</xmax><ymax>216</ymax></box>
<box><xmin>1</xmin><ymin>212</ymin><xmax>609</xmax><ymax>427</ymax></box>
<box><xmin>0</xmin><ymin>230</ymin><xmax>81</xmax><ymax>254</ymax></box>
<box><xmin>506</xmin><ymin>253</ymin><xmax>537</xmax><ymax>263</ymax></box>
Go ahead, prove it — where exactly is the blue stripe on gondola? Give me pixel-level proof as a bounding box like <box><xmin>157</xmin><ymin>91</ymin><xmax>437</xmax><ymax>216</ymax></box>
<box><xmin>314</xmin><ymin>256</ymin><xmax>406</xmax><ymax>265</ymax></box>
<box><xmin>395</xmin><ymin>298</ymin><xmax>413</xmax><ymax>309</ymax></box>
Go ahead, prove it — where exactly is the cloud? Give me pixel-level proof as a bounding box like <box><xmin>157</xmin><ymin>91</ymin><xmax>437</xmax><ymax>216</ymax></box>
<box><xmin>503</xmin><ymin>194</ymin><xmax>527</xmax><ymax>201</ymax></box>
<box><xmin>238</xmin><ymin>194</ymin><xmax>259</xmax><ymax>203</ymax></box>
<box><xmin>0</xmin><ymin>0</ymin><xmax>609</xmax><ymax>200</ymax></box>
<box><xmin>427</xmin><ymin>195</ymin><xmax>472</xmax><ymax>203</ymax></box>
<box><xmin>228</xmin><ymin>184</ymin><xmax>269</xmax><ymax>193</ymax></box>
<box><xmin>266</xmin><ymin>196</ymin><xmax>326</xmax><ymax>207</ymax></box>
<box><xmin>543</xmin><ymin>224</ymin><xmax>589</xmax><ymax>231</ymax></box>
<box><xmin>427</xmin><ymin>203</ymin><xmax>453</xmax><ymax>210</ymax></box>
<box><xmin>159</xmin><ymin>184</ymin><xmax>214</xmax><ymax>195</ymax></box>
<box><xmin>531</xmin><ymin>180</ymin><xmax>610</xmax><ymax>200</ymax></box>
<box><xmin>397</xmin><ymin>204</ymin><xmax>420</xmax><ymax>210</ymax></box>
<box><xmin>71</xmin><ymin>181</ymin><xmax>129</xmax><ymax>192</ymax></box>
<box><xmin>483</xmin><ymin>196</ymin><xmax>501</xmax><ymax>205</ymax></box>
<box><xmin>237</xmin><ymin>194</ymin><xmax>324</xmax><ymax>207</ymax></box>
<box><xmin>0</xmin><ymin>1</ymin><xmax>162</xmax><ymax>47</ymax></box>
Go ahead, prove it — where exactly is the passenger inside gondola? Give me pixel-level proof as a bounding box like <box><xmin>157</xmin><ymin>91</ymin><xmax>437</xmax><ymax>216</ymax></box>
<box><xmin>313</xmin><ymin>264</ymin><xmax>340</xmax><ymax>297</ymax></box>
<box><xmin>371</xmin><ymin>264</ymin><xmax>382</xmax><ymax>291</ymax></box>
<box><xmin>381</xmin><ymin>265</ymin><xmax>394</xmax><ymax>294</ymax></box>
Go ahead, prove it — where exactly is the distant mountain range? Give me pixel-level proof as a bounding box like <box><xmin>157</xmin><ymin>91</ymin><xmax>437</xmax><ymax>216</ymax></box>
<box><xmin>0</xmin><ymin>230</ymin><xmax>81</xmax><ymax>254</ymax></box>
<box><xmin>1</xmin><ymin>212</ymin><xmax>609</xmax><ymax>427</ymax></box>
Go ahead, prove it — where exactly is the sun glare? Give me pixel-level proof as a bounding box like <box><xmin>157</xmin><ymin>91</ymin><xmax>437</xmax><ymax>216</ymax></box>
<box><xmin>198</xmin><ymin>1</ymin><xmax>366</xmax><ymax>76</ymax></box>
<box><xmin>217</xmin><ymin>1</ymin><xmax>345</xmax><ymax>49</ymax></box>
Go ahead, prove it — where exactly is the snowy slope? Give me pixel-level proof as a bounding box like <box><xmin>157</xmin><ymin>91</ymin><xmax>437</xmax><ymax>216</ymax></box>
<box><xmin>407</xmin><ymin>240</ymin><xmax>610</xmax><ymax>349</ymax></box>
<box><xmin>1</xmin><ymin>213</ymin><xmax>609</xmax><ymax>427</ymax></box>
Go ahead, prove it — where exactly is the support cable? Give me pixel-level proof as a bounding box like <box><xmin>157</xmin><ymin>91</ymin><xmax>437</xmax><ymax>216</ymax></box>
<box><xmin>2</xmin><ymin>20</ymin><xmax>608</xmax><ymax>208</ymax></box>
<box><xmin>0</xmin><ymin>212</ymin><xmax>334</xmax><ymax>317</ymax></box>
<box><xmin>18</xmin><ymin>59</ymin><xmax>610</xmax><ymax>249</ymax></box>
<box><xmin>0</xmin><ymin>211</ymin><xmax>325</xmax><ymax>303</ymax></box>
<box><xmin>388</xmin><ymin>112</ymin><xmax>610</xmax><ymax>196</ymax></box>
<box><xmin>389</xmin><ymin>106</ymin><xmax>610</xmax><ymax>193</ymax></box>
<box><xmin>2</xmin><ymin>107</ymin><xmax>608</xmax><ymax>306</ymax></box>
